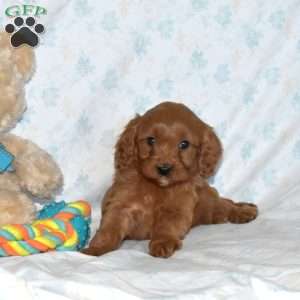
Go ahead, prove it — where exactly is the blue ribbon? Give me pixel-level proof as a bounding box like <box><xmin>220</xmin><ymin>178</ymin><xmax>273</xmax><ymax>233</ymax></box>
<box><xmin>0</xmin><ymin>144</ymin><xmax>14</xmax><ymax>173</ymax></box>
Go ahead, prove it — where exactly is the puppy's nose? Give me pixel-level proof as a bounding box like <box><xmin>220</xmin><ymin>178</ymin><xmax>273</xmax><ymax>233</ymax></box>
<box><xmin>157</xmin><ymin>164</ymin><xmax>173</xmax><ymax>176</ymax></box>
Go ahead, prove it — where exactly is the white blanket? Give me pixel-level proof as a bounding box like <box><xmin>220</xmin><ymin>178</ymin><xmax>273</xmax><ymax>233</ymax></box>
<box><xmin>1</xmin><ymin>0</ymin><xmax>300</xmax><ymax>299</ymax></box>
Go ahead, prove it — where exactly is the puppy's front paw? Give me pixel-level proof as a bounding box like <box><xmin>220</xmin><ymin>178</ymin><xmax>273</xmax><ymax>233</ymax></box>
<box><xmin>81</xmin><ymin>247</ymin><xmax>104</xmax><ymax>256</ymax></box>
<box><xmin>81</xmin><ymin>243</ymin><xmax>118</xmax><ymax>257</ymax></box>
<box><xmin>149</xmin><ymin>238</ymin><xmax>182</xmax><ymax>258</ymax></box>
<box><xmin>229</xmin><ymin>202</ymin><xmax>258</xmax><ymax>224</ymax></box>
<box><xmin>81</xmin><ymin>232</ymin><xmax>122</xmax><ymax>257</ymax></box>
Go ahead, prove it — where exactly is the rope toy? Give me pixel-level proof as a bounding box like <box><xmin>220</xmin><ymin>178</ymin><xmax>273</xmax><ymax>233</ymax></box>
<box><xmin>0</xmin><ymin>200</ymin><xmax>91</xmax><ymax>257</ymax></box>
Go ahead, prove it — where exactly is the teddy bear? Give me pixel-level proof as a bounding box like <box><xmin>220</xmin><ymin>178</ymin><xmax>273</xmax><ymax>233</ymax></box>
<box><xmin>0</xmin><ymin>32</ymin><xmax>63</xmax><ymax>226</ymax></box>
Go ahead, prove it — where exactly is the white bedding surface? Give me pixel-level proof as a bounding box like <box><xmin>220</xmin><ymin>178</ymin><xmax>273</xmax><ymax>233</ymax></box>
<box><xmin>1</xmin><ymin>0</ymin><xmax>300</xmax><ymax>299</ymax></box>
<box><xmin>2</xmin><ymin>201</ymin><xmax>300</xmax><ymax>300</ymax></box>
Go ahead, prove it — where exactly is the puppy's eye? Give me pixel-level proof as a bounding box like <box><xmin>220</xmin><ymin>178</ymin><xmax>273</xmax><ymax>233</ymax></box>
<box><xmin>147</xmin><ymin>136</ymin><xmax>156</xmax><ymax>146</ymax></box>
<box><xmin>178</xmin><ymin>140</ymin><xmax>190</xmax><ymax>150</ymax></box>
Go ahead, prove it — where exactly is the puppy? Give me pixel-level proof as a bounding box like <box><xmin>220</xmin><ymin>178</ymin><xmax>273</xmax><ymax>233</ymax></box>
<box><xmin>82</xmin><ymin>102</ymin><xmax>258</xmax><ymax>258</ymax></box>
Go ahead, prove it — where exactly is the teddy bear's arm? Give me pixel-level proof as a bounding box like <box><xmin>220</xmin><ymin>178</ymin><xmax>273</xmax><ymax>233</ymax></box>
<box><xmin>0</xmin><ymin>190</ymin><xmax>36</xmax><ymax>226</ymax></box>
<box><xmin>1</xmin><ymin>134</ymin><xmax>63</xmax><ymax>199</ymax></box>
<box><xmin>0</xmin><ymin>172</ymin><xmax>21</xmax><ymax>192</ymax></box>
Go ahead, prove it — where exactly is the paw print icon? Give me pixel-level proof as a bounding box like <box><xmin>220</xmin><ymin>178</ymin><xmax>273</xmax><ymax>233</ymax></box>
<box><xmin>5</xmin><ymin>16</ymin><xmax>45</xmax><ymax>48</ymax></box>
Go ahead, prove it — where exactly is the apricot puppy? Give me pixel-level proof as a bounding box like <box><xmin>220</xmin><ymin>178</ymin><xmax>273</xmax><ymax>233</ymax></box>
<box><xmin>82</xmin><ymin>102</ymin><xmax>258</xmax><ymax>258</ymax></box>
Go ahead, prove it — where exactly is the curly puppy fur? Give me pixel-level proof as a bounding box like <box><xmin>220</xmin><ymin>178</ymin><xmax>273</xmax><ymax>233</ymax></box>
<box><xmin>83</xmin><ymin>102</ymin><xmax>258</xmax><ymax>258</ymax></box>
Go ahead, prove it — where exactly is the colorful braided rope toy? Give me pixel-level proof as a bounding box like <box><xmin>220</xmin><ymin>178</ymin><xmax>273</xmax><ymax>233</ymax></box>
<box><xmin>0</xmin><ymin>200</ymin><xmax>91</xmax><ymax>257</ymax></box>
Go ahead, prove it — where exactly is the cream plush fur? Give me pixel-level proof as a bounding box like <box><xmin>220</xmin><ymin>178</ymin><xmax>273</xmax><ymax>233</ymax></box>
<box><xmin>0</xmin><ymin>32</ymin><xmax>63</xmax><ymax>226</ymax></box>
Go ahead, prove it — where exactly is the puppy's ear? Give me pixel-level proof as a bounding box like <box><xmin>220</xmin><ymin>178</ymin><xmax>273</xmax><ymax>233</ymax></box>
<box><xmin>115</xmin><ymin>115</ymin><xmax>140</xmax><ymax>172</ymax></box>
<box><xmin>198</xmin><ymin>127</ymin><xmax>222</xmax><ymax>178</ymax></box>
